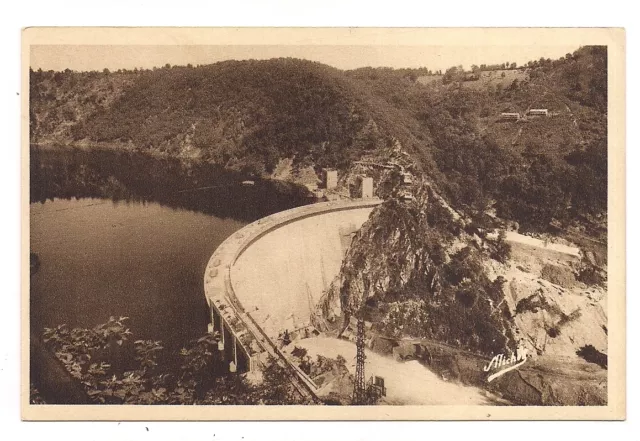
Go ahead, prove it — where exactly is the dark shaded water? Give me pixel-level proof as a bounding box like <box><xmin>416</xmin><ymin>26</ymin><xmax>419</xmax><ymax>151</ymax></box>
<box><xmin>29</xmin><ymin>146</ymin><xmax>310</xmax><ymax>351</ymax></box>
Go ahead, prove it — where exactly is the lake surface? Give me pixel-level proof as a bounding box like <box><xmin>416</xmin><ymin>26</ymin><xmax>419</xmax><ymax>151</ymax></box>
<box><xmin>29</xmin><ymin>146</ymin><xmax>310</xmax><ymax>350</ymax></box>
<box><xmin>30</xmin><ymin>198</ymin><xmax>246</xmax><ymax>348</ymax></box>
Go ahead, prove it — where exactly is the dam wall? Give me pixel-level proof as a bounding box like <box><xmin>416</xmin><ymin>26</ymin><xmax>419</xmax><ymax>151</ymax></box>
<box><xmin>203</xmin><ymin>198</ymin><xmax>382</xmax><ymax>375</ymax></box>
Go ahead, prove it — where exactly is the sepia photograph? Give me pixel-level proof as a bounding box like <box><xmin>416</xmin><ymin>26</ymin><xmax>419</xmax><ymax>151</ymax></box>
<box><xmin>21</xmin><ymin>27</ymin><xmax>625</xmax><ymax>420</ymax></box>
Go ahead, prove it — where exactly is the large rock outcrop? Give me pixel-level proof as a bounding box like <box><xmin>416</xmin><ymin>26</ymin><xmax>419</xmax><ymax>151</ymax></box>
<box><xmin>333</xmin><ymin>176</ymin><xmax>518</xmax><ymax>357</ymax></box>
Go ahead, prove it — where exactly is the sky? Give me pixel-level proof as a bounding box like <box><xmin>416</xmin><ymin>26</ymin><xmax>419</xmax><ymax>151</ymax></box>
<box><xmin>30</xmin><ymin>44</ymin><xmax>582</xmax><ymax>72</ymax></box>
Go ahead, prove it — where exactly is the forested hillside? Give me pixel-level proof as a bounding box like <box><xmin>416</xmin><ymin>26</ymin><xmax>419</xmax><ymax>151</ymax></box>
<box><xmin>30</xmin><ymin>59</ymin><xmax>401</xmax><ymax>175</ymax></box>
<box><xmin>30</xmin><ymin>46</ymin><xmax>608</xmax><ymax>236</ymax></box>
<box><xmin>342</xmin><ymin>46</ymin><xmax>607</xmax><ymax>235</ymax></box>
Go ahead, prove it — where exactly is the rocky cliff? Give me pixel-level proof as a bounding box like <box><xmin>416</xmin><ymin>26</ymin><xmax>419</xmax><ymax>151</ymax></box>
<box><xmin>322</xmin><ymin>168</ymin><xmax>607</xmax><ymax>404</ymax></box>
<box><xmin>331</xmin><ymin>173</ymin><xmax>518</xmax><ymax>358</ymax></box>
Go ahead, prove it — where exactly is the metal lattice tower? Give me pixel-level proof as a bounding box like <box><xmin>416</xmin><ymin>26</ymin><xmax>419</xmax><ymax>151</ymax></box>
<box><xmin>352</xmin><ymin>318</ymin><xmax>367</xmax><ymax>405</ymax></box>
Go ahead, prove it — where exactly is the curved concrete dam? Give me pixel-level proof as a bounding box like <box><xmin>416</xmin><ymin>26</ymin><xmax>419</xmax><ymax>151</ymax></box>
<box><xmin>203</xmin><ymin>199</ymin><xmax>381</xmax><ymax>374</ymax></box>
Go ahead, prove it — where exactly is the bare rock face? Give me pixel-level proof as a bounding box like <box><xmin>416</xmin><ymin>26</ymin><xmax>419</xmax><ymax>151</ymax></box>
<box><xmin>339</xmin><ymin>195</ymin><xmax>435</xmax><ymax>318</ymax></box>
<box><xmin>506</xmin><ymin>272</ymin><xmax>607</xmax><ymax>359</ymax></box>
<box><xmin>335</xmin><ymin>177</ymin><xmax>517</xmax><ymax>357</ymax></box>
<box><xmin>481</xmin><ymin>236</ymin><xmax>608</xmax><ymax>405</ymax></box>
<box><xmin>325</xmin><ymin>169</ymin><xmax>607</xmax><ymax>406</ymax></box>
<box><xmin>489</xmin><ymin>356</ymin><xmax>607</xmax><ymax>405</ymax></box>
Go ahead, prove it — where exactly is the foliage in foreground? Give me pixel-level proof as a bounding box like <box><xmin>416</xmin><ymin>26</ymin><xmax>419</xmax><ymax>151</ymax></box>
<box><xmin>38</xmin><ymin>316</ymin><xmax>308</xmax><ymax>405</ymax></box>
<box><xmin>29</xmin><ymin>384</ymin><xmax>46</xmax><ymax>404</ymax></box>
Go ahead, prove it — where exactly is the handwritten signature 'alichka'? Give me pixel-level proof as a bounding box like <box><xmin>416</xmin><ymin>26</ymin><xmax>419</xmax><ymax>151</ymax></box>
<box><xmin>483</xmin><ymin>346</ymin><xmax>530</xmax><ymax>382</ymax></box>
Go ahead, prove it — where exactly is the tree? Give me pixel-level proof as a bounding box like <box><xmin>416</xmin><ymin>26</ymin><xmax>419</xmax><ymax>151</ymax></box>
<box><xmin>442</xmin><ymin>65</ymin><xmax>463</xmax><ymax>84</ymax></box>
<box><xmin>488</xmin><ymin>230</ymin><xmax>512</xmax><ymax>264</ymax></box>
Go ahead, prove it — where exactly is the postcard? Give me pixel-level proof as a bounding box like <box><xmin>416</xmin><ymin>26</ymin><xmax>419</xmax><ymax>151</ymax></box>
<box><xmin>22</xmin><ymin>27</ymin><xmax>625</xmax><ymax>420</ymax></box>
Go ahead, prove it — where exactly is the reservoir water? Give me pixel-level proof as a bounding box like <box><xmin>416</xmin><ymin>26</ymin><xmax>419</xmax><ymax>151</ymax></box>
<box><xmin>29</xmin><ymin>146</ymin><xmax>309</xmax><ymax>351</ymax></box>
<box><xmin>30</xmin><ymin>198</ymin><xmax>245</xmax><ymax>349</ymax></box>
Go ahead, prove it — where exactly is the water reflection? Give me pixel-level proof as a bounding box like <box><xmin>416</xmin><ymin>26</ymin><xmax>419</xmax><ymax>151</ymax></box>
<box><xmin>30</xmin><ymin>145</ymin><xmax>311</xmax><ymax>221</ymax></box>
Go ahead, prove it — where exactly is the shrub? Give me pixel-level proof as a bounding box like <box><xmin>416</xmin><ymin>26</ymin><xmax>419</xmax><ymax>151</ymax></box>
<box><xmin>576</xmin><ymin>344</ymin><xmax>607</xmax><ymax>369</ymax></box>
<box><xmin>576</xmin><ymin>264</ymin><xmax>605</xmax><ymax>286</ymax></box>
<box><xmin>488</xmin><ymin>230</ymin><xmax>512</xmax><ymax>264</ymax></box>
<box><xmin>290</xmin><ymin>346</ymin><xmax>308</xmax><ymax>359</ymax></box>
<box><xmin>540</xmin><ymin>264</ymin><xmax>576</xmax><ymax>288</ymax></box>
<box><xmin>515</xmin><ymin>290</ymin><xmax>548</xmax><ymax>315</ymax></box>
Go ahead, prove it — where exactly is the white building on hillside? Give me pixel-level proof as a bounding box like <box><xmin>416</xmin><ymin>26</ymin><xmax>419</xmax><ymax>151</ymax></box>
<box><xmin>500</xmin><ymin>112</ymin><xmax>520</xmax><ymax>121</ymax></box>
<box><xmin>527</xmin><ymin>108</ymin><xmax>549</xmax><ymax>117</ymax></box>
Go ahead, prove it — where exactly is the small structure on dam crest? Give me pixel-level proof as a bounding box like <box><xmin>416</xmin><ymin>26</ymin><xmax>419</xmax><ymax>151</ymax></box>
<box><xmin>323</xmin><ymin>168</ymin><xmax>338</xmax><ymax>190</ymax></box>
<box><xmin>358</xmin><ymin>176</ymin><xmax>374</xmax><ymax>198</ymax></box>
